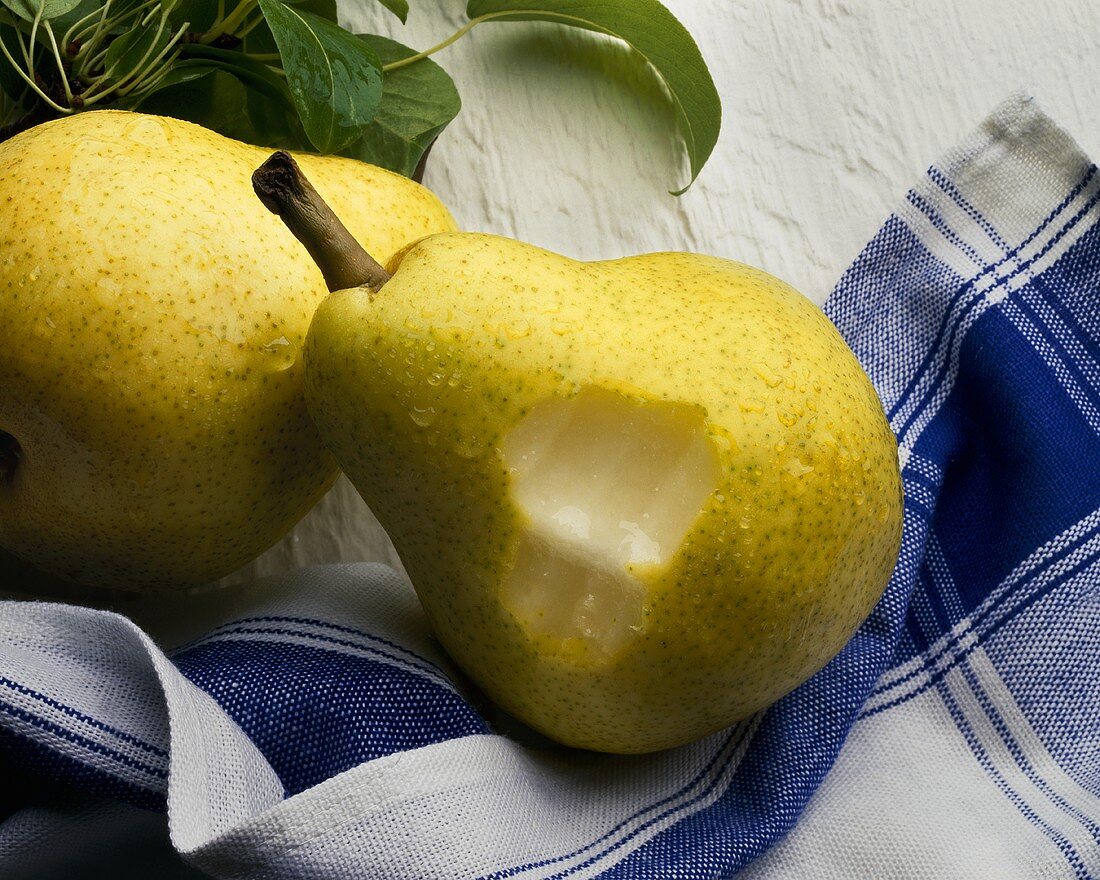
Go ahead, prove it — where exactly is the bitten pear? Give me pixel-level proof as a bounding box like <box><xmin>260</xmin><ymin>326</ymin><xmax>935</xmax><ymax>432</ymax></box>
<box><xmin>258</xmin><ymin>154</ymin><xmax>903</xmax><ymax>754</ymax></box>
<box><xmin>0</xmin><ymin>111</ymin><xmax>456</xmax><ymax>591</ymax></box>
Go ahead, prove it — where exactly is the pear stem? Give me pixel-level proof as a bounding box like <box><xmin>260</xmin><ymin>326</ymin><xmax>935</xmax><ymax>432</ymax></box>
<box><xmin>252</xmin><ymin>151</ymin><xmax>391</xmax><ymax>293</ymax></box>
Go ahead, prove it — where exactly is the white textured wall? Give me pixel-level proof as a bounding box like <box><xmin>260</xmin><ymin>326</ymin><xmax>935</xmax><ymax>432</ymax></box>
<box><xmin>222</xmin><ymin>0</ymin><xmax>1098</xmax><ymax>587</ymax></box>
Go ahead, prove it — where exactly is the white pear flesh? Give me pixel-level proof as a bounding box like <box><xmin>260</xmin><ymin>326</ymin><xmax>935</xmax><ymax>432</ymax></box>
<box><xmin>502</xmin><ymin>387</ymin><xmax>722</xmax><ymax>655</ymax></box>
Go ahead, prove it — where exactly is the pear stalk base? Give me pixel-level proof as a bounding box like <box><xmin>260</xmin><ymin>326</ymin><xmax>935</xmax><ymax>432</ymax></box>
<box><xmin>252</xmin><ymin>151</ymin><xmax>391</xmax><ymax>294</ymax></box>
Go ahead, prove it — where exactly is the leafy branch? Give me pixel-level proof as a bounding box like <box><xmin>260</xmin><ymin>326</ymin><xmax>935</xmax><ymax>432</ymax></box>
<box><xmin>0</xmin><ymin>0</ymin><xmax>720</xmax><ymax>189</ymax></box>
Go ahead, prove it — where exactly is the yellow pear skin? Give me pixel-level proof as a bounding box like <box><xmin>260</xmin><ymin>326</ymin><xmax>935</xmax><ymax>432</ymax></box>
<box><xmin>304</xmin><ymin>233</ymin><xmax>904</xmax><ymax>754</ymax></box>
<box><xmin>0</xmin><ymin>111</ymin><xmax>456</xmax><ymax>591</ymax></box>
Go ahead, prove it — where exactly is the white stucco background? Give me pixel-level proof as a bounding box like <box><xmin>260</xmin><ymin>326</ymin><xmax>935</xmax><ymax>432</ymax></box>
<box><xmin>220</xmin><ymin>0</ymin><xmax>1100</xmax><ymax>588</ymax></box>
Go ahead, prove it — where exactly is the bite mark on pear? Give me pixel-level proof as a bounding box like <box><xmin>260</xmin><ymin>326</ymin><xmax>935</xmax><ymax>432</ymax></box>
<box><xmin>501</xmin><ymin>386</ymin><xmax>723</xmax><ymax>656</ymax></box>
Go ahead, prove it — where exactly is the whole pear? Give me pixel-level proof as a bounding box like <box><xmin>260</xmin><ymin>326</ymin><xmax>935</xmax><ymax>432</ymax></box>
<box><xmin>0</xmin><ymin>112</ymin><xmax>456</xmax><ymax>591</ymax></box>
<box><xmin>258</xmin><ymin>155</ymin><xmax>903</xmax><ymax>754</ymax></box>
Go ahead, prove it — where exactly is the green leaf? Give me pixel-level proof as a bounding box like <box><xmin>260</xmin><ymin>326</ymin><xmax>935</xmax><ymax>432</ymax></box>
<box><xmin>255</xmin><ymin>0</ymin><xmax>383</xmax><ymax>153</ymax></box>
<box><xmin>465</xmin><ymin>0</ymin><xmax>720</xmax><ymax>192</ymax></box>
<box><xmin>0</xmin><ymin>24</ymin><xmax>27</xmax><ymax>101</ymax></box>
<box><xmin>0</xmin><ymin>0</ymin><xmax>81</xmax><ymax>23</ymax></box>
<box><xmin>134</xmin><ymin>68</ymin><xmax>270</xmax><ymax>145</ymax></box>
<box><xmin>48</xmin><ymin>0</ymin><xmax>102</xmax><ymax>34</ymax></box>
<box><xmin>125</xmin><ymin>63</ymin><xmax>217</xmax><ymax>115</ymax></box>
<box><xmin>242</xmin><ymin>0</ymin><xmax>337</xmax><ymax>59</ymax></box>
<box><xmin>141</xmin><ymin>47</ymin><xmax>306</xmax><ymax>149</ymax></box>
<box><xmin>179</xmin><ymin>43</ymin><xmax>294</xmax><ymax>109</ymax></box>
<box><xmin>342</xmin><ymin>34</ymin><xmax>459</xmax><ymax>177</ymax></box>
<box><xmin>169</xmin><ymin>0</ymin><xmax>221</xmax><ymax>33</ymax></box>
<box><xmin>133</xmin><ymin>65</ymin><xmax>306</xmax><ymax>150</ymax></box>
<box><xmin>291</xmin><ymin>0</ymin><xmax>338</xmax><ymax>21</ymax></box>
<box><xmin>102</xmin><ymin>22</ymin><xmax>172</xmax><ymax>84</ymax></box>
<box><xmin>168</xmin><ymin>0</ymin><xmax>337</xmax><ymax>48</ymax></box>
<box><xmin>244</xmin><ymin>83</ymin><xmax>309</xmax><ymax>149</ymax></box>
<box><xmin>133</xmin><ymin>58</ymin><xmax>218</xmax><ymax>95</ymax></box>
<box><xmin>375</xmin><ymin>0</ymin><xmax>408</xmax><ymax>23</ymax></box>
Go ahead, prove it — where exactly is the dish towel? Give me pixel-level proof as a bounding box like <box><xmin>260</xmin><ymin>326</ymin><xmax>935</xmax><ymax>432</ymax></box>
<box><xmin>2</xmin><ymin>93</ymin><xmax>1099</xmax><ymax>880</ymax></box>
